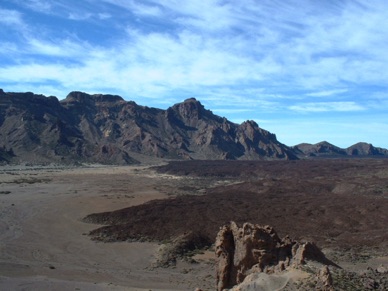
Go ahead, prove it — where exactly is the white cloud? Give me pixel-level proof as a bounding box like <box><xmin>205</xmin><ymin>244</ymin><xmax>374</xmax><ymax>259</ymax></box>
<box><xmin>289</xmin><ymin>102</ymin><xmax>366</xmax><ymax>113</ymax></box>
<box><xmin>26</xmin><ymin>38</ymin><xmax>90</xmax><ymax>57</ymax></box>
<box><xmin>0</xmin><ymin>8</ymin><xmax>23</xmax><ymax>26</ymax></box>
<box><xmin>20</xmin><ymin>0</ymin><xmax>52</xmax><ymax>13</ymax></box>
<box><xmin>68</xmin><ymin>12</ymin><xmax>93</xmax><ymax>21</ymax></box>
<box><xmin>1</xmin><ymin>0</ymin><xmax>387</xmax><ymax>148</ymax></box>
<box><xmin>98</xmin><ymin>13</ymin><xmax>111</xmax><ymax>20</ymax></box>
<box><xmin>306</xmin><ymin>89</ymin><xmax>349</xmax><ymax>97</ymax></box>
<box><xmin>2</xmin><ymin>0</ymin><xmax>388</xmax><ymax>111</ymax></box>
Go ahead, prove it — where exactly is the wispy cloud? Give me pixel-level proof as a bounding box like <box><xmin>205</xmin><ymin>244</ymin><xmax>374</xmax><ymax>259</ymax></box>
<box><xmin>289</xmin><ymin>102</ymin><xmax>366</xmax><ymax>113</ymax></box>
<box><xmin>68</xmin><ymin>12</ymin><xmax>93</xmax><ymax>21</ymax></box>
<box><xmin>19</xmin><ymin>0</ymin><xmax>52</xmax><ymax>13</ymax></box>
<box><xmin>213</xmin><ymin>108</ymin><xmax>255</xmax><ymax>114</ymax></box>
<box><xmin>0</xmin><ymin>8</ymin><xmax>23</xmax><ymax>25</ymax></box>
<box><xmin>1</xmin><ymin>0</ymin><xmax>388</xmax><ymax>147</ymax></box>
<box><xmin>26</xmin><ymin>38</ymin><xmax>91</xmax><ymax>57</ymax></box>
<box><xmin>3</xmin><ymin>0</ymin><xmax>388</xmax><ymax>99</ymax></box>
<box><xmin>306</xmin><ymin>89</ymin><xmax>349</xmax><ymax>97</ymax></box>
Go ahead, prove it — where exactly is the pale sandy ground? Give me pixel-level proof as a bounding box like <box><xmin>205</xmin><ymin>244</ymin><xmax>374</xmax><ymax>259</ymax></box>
<box><xmin>0</xmin><ymin>165</ymin><xmax>214</xmax><ymax>291</ymax></box>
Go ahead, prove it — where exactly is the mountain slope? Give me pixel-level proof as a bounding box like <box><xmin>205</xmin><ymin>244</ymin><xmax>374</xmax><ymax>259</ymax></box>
<box><xmin>0</xmin><ymin>90</ymin><xmax>296</xmax><ymax>164</ymax></box>
<box><xmin>293</xmin><ymin>141</ymin><xmax>388</xmax><ymax>158</ymax></box>
<box><xmin>346</xmin><ymin>142</ymin><xmax>388</xmax><ymax>156</ymax></box>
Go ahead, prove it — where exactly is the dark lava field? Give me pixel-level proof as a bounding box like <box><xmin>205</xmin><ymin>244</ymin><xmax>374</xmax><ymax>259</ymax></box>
<box><xmin>84</xmin><ymin>159</ymin><xmax>388</xmax><ymax>254</ymax></box>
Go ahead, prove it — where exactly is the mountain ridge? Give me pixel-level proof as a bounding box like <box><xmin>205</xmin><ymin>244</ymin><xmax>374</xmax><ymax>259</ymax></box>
<box><xmin>293</xmin><ymin>141</ymin><xmax>388</xmax><ymax>158</ymax></box>
<box><xmin>0</xmin><ymin>89</ymin><xmax>387</xmax><ymax>164</ymax></box>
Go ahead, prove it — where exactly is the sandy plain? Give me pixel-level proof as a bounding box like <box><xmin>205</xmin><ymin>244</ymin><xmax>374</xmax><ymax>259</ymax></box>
<box><xmin>0</xmin><ymin>164</ymin><xmax>214</xmax><ymax>291</ymax></box>
<box><xmin>1</xmin><ymin>159</ymin><xmax>388</xmax><ymax>291</ymax></box>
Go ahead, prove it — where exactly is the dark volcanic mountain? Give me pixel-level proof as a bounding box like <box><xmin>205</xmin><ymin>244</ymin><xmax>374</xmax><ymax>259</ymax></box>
<box><xmin>1</xmin><ymin>89</ymin><xmax>387</xmax><ymax>164</ymax></box>
<box><xmin>293</xmin><ymin>141</ymin><xmax>388</xmax><ymax>158</ymax></box>
<box><xmin>0</xmin><ymin>89</ymin><xmax>296</xmax><ymax>164</ymax></box>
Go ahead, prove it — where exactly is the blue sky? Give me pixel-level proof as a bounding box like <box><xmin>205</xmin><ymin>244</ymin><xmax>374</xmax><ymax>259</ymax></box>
<box><xmin>1</xmin><ymin>0</ymin><xmax>388</xmax><ymax>148</ymax></box>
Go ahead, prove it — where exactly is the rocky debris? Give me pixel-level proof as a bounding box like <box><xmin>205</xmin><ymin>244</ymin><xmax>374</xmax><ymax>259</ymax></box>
<box><xmin>152</xmin><ymin>232</ymin><xmax>212</xmax><ymax>268</ymax></box>
<box><xmin>316</xmin><ymin>266</ymin><xmax>334</xmax><ymax>291</ymax></box>
<box><xmin>331</xmin><ymin>266</ymin><xmax>388</xmax><ymax>290</ymax></box>
<box><xmin>376</xmin><ymin>265</ymin><xmax>387</xmax><ymax>274</ymax></box>
<box><xmin>215</xmin><ymin>222</ymin><xmax>336</xmax><ymax>291</ymax></box>
<box><xmin>360</xmin><ymin>266</ymin><xmax>388</xmax><ymax>290</ymax></box>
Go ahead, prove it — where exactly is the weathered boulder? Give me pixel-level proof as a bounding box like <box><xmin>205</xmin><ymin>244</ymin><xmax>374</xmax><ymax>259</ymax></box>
<box><xmin>215</xmin><ymin>222</ymin><xmax>334</xmax><ymax>291</ymax></box>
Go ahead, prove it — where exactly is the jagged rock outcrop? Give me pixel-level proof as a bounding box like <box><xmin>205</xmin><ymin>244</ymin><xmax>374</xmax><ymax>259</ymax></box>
<box><xmin>0</xmin><ymin>90</ymin><xmax>138</xmax><ymax>164</ymax></box>
<box><xmin>215</xmin><ymin>222</ymin><xmax>335</xmax><ymax>291</ymax></box>
<box><xmin>0</xmin><ymin>90</ymin><xmax>297</xmax><ymax>164</ymax></box>
<box><xmin>316</xmin><ymin>266</ymin><xmax>334</xmax><ymax>291</ymax></box>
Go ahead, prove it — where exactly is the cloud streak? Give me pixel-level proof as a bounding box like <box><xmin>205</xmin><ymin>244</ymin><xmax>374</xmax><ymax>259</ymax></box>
<box><xmin>288</xmin><ymin>102</ymin><xmax>366</xmax><ymax>113</ymax></box>
<box><xmin>0</xmin><ymin>8</ymin><xmax>23</xmax><ymax>25</ymax></box>
<box><xmin>2</xmin><ymin>1</ymin><xmax>388</xmax><ymax>96</ymax></box>
<box><xmin>1</xmin><ymin>0</ymin><xmax>388</xmax><ymax>147</ymax></box>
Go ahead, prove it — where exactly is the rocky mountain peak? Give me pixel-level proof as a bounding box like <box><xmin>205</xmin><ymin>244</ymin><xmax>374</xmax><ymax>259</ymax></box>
<box><xmin>64</xmin><ymin>91</ymin><xmax>124</xmax><ymax>104</ymax></box>
<box><xmin>347</xmin><ymin>142</ymin><xmax>387</xmax><ymax>156</ymax></box>
<box><xmin>241</xmin><ymin>120</ymin><xmax>259</xmax><ymax>127</ymax></box>
<box><xmin>1</xmin><ymin>89</ymin><xmax>387</xmax><ymax>164</ymax></box>
<box><xmin>170</xmin><ymin>97</ymin><xmax>207</xmax><ymax>121</ymax></box>
<box><xmin>0</xmin><ymin>91</ymin><xmax>60</xmax><ymax>111</ymax></box>
<box><xmin>184</xmin><ymin>97</ymin><xmax>198</xmax><ymax>102</ymax></box>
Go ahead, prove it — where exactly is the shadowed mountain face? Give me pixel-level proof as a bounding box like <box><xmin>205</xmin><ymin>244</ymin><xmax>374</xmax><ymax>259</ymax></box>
<box><xmin>0</xmin><ymin>90</ymin><xmax>296</xmax><ymax>164</ymax></box>
<box><xmin>1</xmin><ymin>89</ymin><xmax>387</xmax><ymax>164</ymax></box>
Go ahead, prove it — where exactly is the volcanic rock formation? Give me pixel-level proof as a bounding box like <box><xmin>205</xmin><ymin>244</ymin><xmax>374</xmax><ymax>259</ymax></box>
<box><xmin>0</xmin><ymin>90</ymin><xmax>296</xmax><ymax>164</ymax></box>
<box><xmin>1</xmin><ymin>89</ymin><xmax>387</xmax><ymax>164</ymax></box>
<box><xmin>215</xmin><ymin>222</ymin><xmax>335</xmax><ymax>291</ymax></box>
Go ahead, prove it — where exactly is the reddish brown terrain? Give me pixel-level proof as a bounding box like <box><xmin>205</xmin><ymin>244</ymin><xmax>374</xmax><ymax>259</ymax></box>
<box><xmin>2</xmin><ymin>91</ymin><xmax>388</xmax><ymax>289</ymax></box>
<box><xmin>1</xmin><ymin>158</ymin><xmax>388</xmax><ymax>290</ymax></box>
<box><xmin>85</xmin><ymin>159</ymin><xmax>388</xmax><ymax>252</ymax></box>
<box><xmin>82</xmin><ymin>158</ymin><xmax>388</xmax><ymax>290</ymax></box>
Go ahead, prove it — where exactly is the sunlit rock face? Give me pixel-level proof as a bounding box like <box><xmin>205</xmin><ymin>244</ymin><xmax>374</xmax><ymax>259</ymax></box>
<box><xmin>215</xmin><ymin>222</ymin><xmax>334</xmax><ymax>291</ymax></box>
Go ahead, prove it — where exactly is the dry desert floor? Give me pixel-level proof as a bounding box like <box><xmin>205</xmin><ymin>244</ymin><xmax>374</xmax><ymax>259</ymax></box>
<box><xmin>1</xmin><ymin>159</ymin><xmax>388</xmax><ymax>290</ymax></box>
<box><xmin>0</xmin><ymin>164</ymin><xmax>214</xmax><ymax>291</ymax></box>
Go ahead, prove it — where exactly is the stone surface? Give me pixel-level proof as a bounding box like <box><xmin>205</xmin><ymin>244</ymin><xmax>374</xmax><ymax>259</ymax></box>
<box><xmin>316</xmin><ymin>266</ymin><xmax>334</xmax><ymax>291</ymax></box>
<box><xmin>0</xmin><ymin>90</ymin><xmax>297</xmax><ymax>164</ymax></box>
<box><xmin>2</xmin><ymin>89</ymin><xmax>386</xmax><ymax>165</ymax></box>
<box><xmin>215</xmin><ymin>222</ymin><xmax>335</xmax><ymax>291</ymax></box>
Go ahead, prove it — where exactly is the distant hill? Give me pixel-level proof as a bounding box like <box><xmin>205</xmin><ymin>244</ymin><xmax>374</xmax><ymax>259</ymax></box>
<box><xmin>293</xmin><ymin>141</ymin><xmax>388</xmax><ymax>158</ymax></box>
<box><xmin>0</xmin><ymin>90</ymin><xmax>296</xmax><ymax>164</ymax></box>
